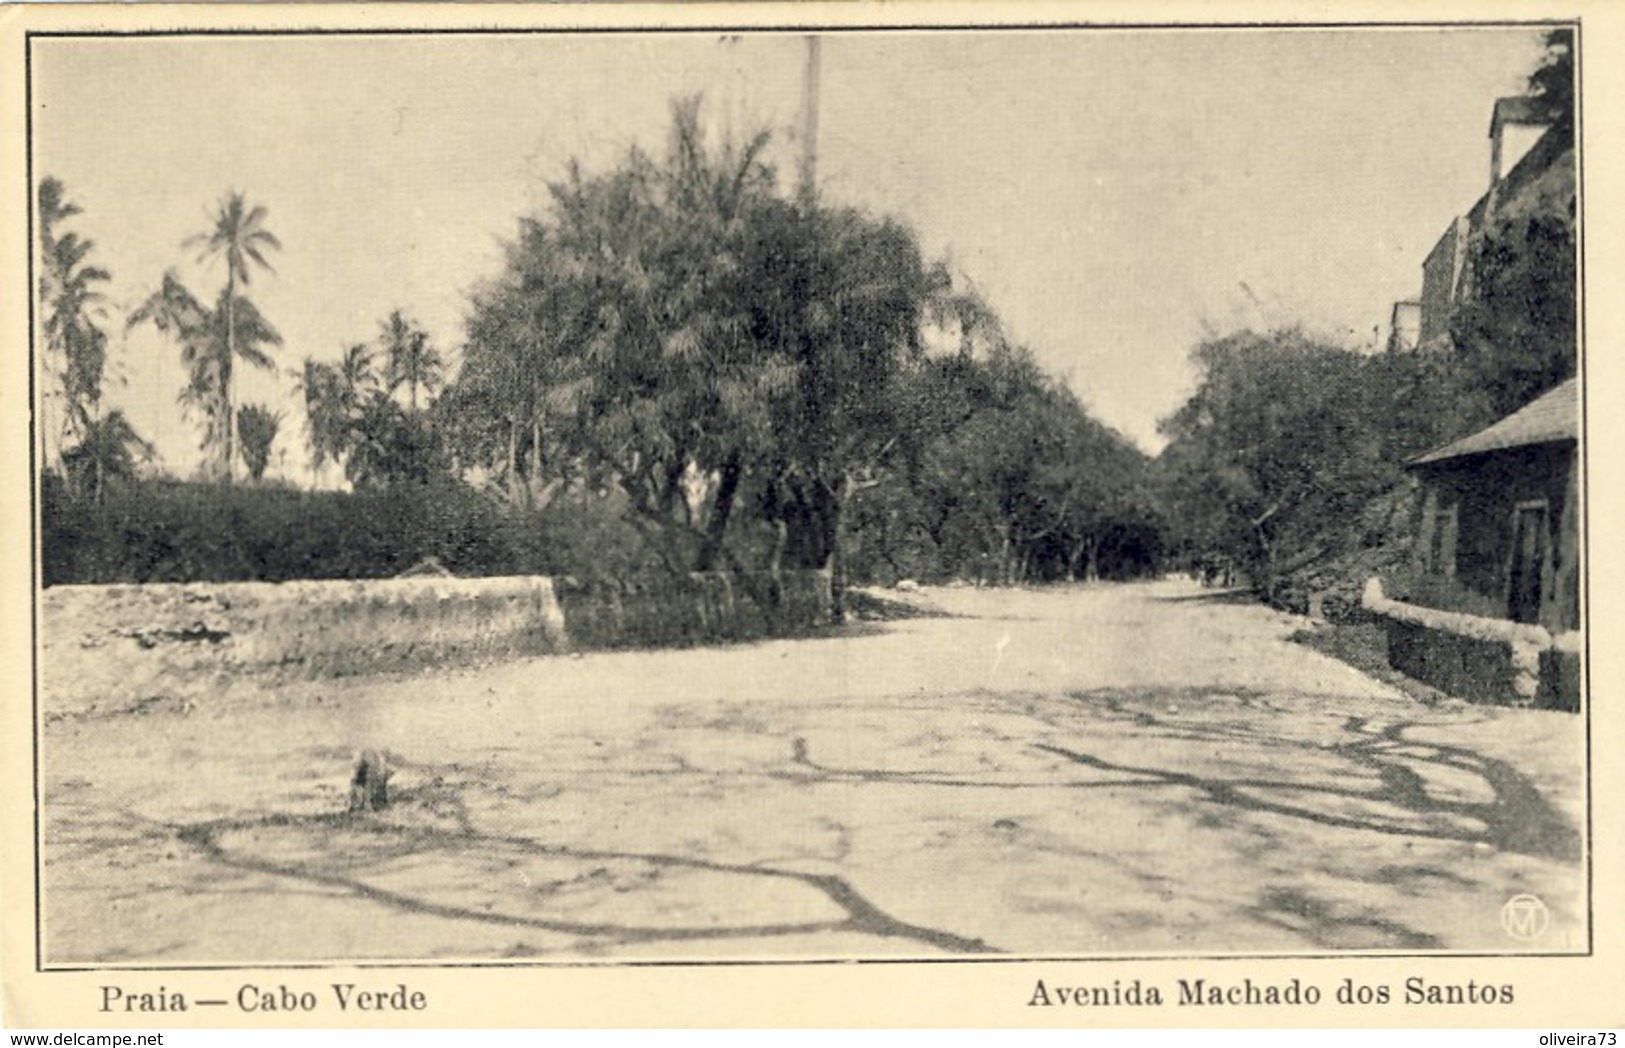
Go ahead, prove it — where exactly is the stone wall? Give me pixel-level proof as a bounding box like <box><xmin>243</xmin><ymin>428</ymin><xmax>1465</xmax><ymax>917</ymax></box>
<box><xmin>39</xmin><ymin>570</ymin><xmax>832</xmax><ymax>717</ymax></box>
<box><xmin>1361</xmin><ymin>577</ymin><xmax>1580</xmax><ymax>711</ymax></box>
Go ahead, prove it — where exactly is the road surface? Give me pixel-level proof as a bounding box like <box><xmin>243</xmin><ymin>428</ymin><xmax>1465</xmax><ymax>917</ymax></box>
<box><xmin>40</xmin><ymin>579</ymin><xmax>1586</xmax><ymax>963</ymax></box>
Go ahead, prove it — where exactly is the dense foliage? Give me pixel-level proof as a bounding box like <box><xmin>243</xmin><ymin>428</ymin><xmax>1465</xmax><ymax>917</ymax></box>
<box><xmin>41</xmin><ymin>475</ymin><xmax>560</xmax><ymax>586</ymax></box>
<box><xmin>439</xmin><ymin>99</ymin><xmax>1161</xmax><ymax>593</ymax></box>
<box><xmin>41</xmin><ymin>103</ymin><xmax>1162</xmax><ymax>594</ymax></box>
<box><xmin>1451</xmin><ymin>205</ymin><xmax>1576</xmax><ymax>419</ymax></box>
<box><xmin>1154</xmin><ymin>331</ymin><xmax>1485</xmax><ymax>603</ymax></box>
<box><xmin>845</xmin><ymin>341</ymin><xmax>1159</xmax><ymax>585</ymax></box>
<box><xmin>43</xmin><ymin>35</ymin><xmax>1570</xmax><ymax>605</ymax></box>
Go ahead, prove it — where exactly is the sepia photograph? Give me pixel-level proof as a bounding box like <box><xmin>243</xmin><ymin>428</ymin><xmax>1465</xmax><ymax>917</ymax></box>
<box><xmin>12</xmin><ymin>6</ymin><xmax>1602</xmax><ymax>1015</ymax></box>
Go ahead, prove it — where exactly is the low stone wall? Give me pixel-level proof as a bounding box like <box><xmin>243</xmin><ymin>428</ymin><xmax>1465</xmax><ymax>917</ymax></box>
<box><xmin>39</xmin><ymin>570</ymin><xmax>832</xmax><ymax>717</ymax></box>
<box><xmin>1538</xmin><ymin>648</ymin><xmax>1583</xmax><ymax>713</ymax></box>
<box><xmin>1361</xmin><ymin>578</ymin><xmax>1580</xmax><ymax>711</ymax></box>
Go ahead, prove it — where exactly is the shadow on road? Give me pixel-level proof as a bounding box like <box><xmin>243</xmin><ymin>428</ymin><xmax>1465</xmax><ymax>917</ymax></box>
<box><xmin>1151</xmin><ymin>588</ymin><xmax>1259</xmax><ymax>606</ymax></box>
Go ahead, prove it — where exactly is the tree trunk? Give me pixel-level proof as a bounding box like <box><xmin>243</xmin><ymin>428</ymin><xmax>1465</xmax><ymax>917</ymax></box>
<box><xmin>529</xmin><ymin>418</ymin><xmax>542</xmax><ymax>507</ymax></box>
<box><xmin>506</xmin><ymin>419</ymin><xmax>519</xmax><ymax>502</ymax></box>
<box><xmin>767</xmin><ymin>518</ymin><xmax>788</xmax><ymax>576</ymax></box>
<box><xmin>1068</xmin><ymin>535</ymin><xmax>1091</xmax><ymax>582</ymax></box>
<box><xmin>38</xmin><ymin>247</ymin><xmax>61</xmax><ymax>478</ymax></box>
<box><xmin>780</xmin><ymin>477</ymin><xmax>837</xmax><ymax>570</ymax></box>
<box><xmin>828</xmin><ymin>478</ymin><xmax>849</xmax><ymax>621</ymax></box>
<box><xmin>1252</xmin><ymin>527</ymin><xmax>1276</xmax><ymax>601</ymax></box>
<box><xmin>695</xmin><ymin>452</ymin><xmax>742</xmax><ymax>573</ymax></box>
<box><xmin>224</xmin><ymin>270</ymin><xmax>236</xmax><ymax>483</ymax></box>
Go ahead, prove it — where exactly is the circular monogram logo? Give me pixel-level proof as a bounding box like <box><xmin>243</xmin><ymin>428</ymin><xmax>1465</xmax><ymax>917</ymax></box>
<box><xmin>1501</xmin><ymin>894</ymin><xmax>1551</xmax><ymax>940</ymax></box>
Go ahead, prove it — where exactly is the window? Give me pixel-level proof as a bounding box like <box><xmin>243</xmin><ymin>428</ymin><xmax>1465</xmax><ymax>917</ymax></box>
<box><xmin>1430</xmin><ymin>502</ymin><xmax>1459</xmax><ymax>578</ymax></box>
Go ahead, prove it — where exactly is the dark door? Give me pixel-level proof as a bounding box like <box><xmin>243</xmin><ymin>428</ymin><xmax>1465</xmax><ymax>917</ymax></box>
<box><xmin>1508</xmin><ymin>503</ymin><xmax>1548</xmax><ymax>625</ymax></box>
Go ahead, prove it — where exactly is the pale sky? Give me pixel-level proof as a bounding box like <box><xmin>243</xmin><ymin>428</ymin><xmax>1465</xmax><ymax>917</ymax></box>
<box><xmin>31</xmin><ymin>27</ymin><xmax>1552</xmax><ymax>479</ymax></box>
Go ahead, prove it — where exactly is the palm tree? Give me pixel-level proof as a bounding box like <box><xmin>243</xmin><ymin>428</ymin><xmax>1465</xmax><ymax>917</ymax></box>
<box><xmin>294</xmin><ymin>357</ymin><xmax>346</xmax><ymax>487</ymax></box>
<box><xmin>185</xmin><ymin>192</ymin><xmax>281</xmax><ymax>481</ymax></box>
<box><xmin>236</xmin><ymin>403</ymin><xmax>283</xmax><ymax>482</ymax></box>
<box><xmin>379</xmin><ymin>310</ymin><xmax>445</xmax><ymax>411</ymax></box>
<box><xmin>292</xmin><ymin>342</ymin><xmax>379</xmax><ymax>485</ymax></box>
<box><xmin>37</xmin><ymin>177</ymin><xmax>112</xmax><ymax>474</ymax></box>
<box><xmin>340</xmin><ymin>341</ymin><xmax>377</xmax><ymax>399</ymax></box>
<box><xmin>62</xmin><ymin>409</ymin><xmax>153</xmax><ymax>503</ymax></box>
<box><xmin>129</xmin><ymin>270</ymin><xmax>280</xmax><ymax>476</ymax></box>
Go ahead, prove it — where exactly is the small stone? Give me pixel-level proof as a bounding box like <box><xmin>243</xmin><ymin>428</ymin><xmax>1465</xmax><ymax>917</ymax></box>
<box><xmin>349</xmin><ymin>749</ymin><xmax>392</xmax><ymax>813</ymax></box>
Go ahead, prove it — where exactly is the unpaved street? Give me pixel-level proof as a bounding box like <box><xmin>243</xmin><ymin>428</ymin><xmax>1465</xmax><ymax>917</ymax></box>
<box><xmin>40</xmin><ymin>579</ymin><xmax>1586</xmax><ymax>963</ymax></box>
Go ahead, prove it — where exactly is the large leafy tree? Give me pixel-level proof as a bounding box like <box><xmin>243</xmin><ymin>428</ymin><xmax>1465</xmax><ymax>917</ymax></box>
<box><xmin>1528</xmin><ymin>28</ymin><xmax>1574</xmax><ymax>133</ymax></box>
<box><xmin>543</xmin><ymin>100</ymin><xmax>785</xmax><ymax>571</ymax></box>
<box><xmin>446</xmin><ymin>99</ymin><xmax>941</xmax><ymax>591</ymax></box>
<box><xmin>185</xmin><ymin>192</ymin><xmax>282</xmax><ymax>480</ymax></box>
<box><xmin>446</xmin><ymin>99</ymin><xmax>1158</xmax><ymax>596</ymax></box>
<box><xmin>450</xmin><ymin>100</ymin><xmax>788</xmax><ymax>566</ymax></box>
<box><xmin>742</xmin><ymin>199</ymin><xmax>936</xmax><ymax>590</ymax></box>
<box><xmin>1157</xmin><ymin>330</ymin><xmax>1393</xmax><ymax>599</ymax></box>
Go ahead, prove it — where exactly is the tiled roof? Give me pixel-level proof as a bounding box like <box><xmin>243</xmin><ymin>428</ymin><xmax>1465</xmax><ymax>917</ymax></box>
<box><xmin>1411</xmin><ymin>377</ymin><xmax>1578</xmax><ymax>466</ymax></box>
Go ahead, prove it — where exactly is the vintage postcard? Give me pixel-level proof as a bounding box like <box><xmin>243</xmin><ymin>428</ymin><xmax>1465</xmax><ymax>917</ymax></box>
<box><xmin>2</xmin><ymin>0</ymin><xmax>1621</xmax><ymax>1030</ymax></box>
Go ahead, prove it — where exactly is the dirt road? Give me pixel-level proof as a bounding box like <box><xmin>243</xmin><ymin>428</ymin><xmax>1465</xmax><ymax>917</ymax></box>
<box><xmin>39</xmin><ymin>579</ymin><xmax>1586</xmax><ymax>963</ymax></box>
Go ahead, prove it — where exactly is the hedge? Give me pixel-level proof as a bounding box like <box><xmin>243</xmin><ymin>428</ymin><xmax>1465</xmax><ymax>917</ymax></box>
<box><xmin>40</xmin><ymin>476</ymin><xmax>573</xmax><ymax>586</ymax></box>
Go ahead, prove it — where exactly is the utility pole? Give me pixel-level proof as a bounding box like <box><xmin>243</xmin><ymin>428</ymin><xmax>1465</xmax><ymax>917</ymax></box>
<box><xmin>798</xmin><ymin>34</ymin><xmax>822</xmax><ymax>202</ymax></box>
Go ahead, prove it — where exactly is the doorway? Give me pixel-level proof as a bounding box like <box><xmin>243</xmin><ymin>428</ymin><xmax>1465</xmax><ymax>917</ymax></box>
<box><xmin>1507</xmin><ymin>501</ymin><xmax>1549</xmax><ymax>626</ymax></box>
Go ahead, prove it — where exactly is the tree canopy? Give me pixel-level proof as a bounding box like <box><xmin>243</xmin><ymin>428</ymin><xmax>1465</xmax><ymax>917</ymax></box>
<box><xmin>441</xmin><ymin>99</ymin><xmax>1160</xmax><ymax>593</ymax></box>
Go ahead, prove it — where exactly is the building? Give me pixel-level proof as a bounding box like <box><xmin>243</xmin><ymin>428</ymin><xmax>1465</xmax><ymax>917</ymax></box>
<box><xmin>1407</xmin><ymin>376</ymin><xmax>1579</xmax><ymax>634</ymax></box>
<box><xmin>1363</xmin><ymin>87</ymin><xmax>1580</xmax><ymax>711</ymax></box>
<box><xmin>1395</xmin><ymin>96</ymin><xmax>1574</xmax><ymax>351</ymax></box>
<box><xmin>1387</xmin><ymin>300</ymin><xmax>1420</xmax><ymax>352</ymax></box>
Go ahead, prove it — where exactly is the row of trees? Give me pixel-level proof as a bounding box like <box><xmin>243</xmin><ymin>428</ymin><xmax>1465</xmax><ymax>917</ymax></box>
<box><xmin>37</xmin><ymin>181</ymin><xmax>289</xmax><ymax>492</ymax></box>
<box><xmin>35</xmin><ymin>177</ymin><xmax>149</xmax><ymax>501</ymax></box>
<box><xmin>37</xmin><ymin>178</ymin><xmax>451</xmax><ymax>493</ymax></box>
<box><xmin>40</xmin><ymin>101</ymin><xmax>1162</xmax><ymax>595</ymax></box>
<box><xmin>46</xmin><ymin>27</ymin><xmax>1568</xmax><ymax>603</ymax></box>
<box><xmin>845</xmin><ymin>332</ymin><xmax>1158</xmax><ymax>586</ymax></box>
